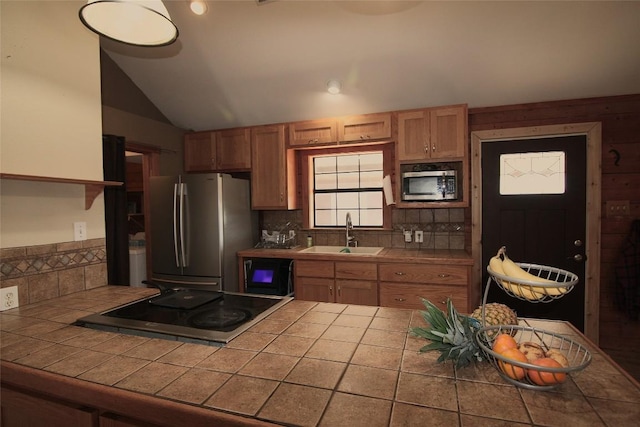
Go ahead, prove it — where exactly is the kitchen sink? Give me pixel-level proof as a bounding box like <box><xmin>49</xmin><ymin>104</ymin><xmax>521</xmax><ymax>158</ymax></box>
<box><xmin>300</xmin><ymin>246</ymin><xmax>384</xmax><ymax>256</ymax></box>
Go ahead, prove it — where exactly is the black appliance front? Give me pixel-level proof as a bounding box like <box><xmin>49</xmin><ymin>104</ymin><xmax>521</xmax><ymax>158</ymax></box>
<box><xmin>244</xmin><ymin>258</ymin><xmax>293</xmax><ymax>296</ymax></box>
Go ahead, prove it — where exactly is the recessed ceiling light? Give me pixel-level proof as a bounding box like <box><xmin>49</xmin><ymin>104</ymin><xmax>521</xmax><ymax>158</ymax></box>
<box><xmin>190</xmin><ymin>0</ymin><xmax>207</xmax><ymax>15</ymax></box>
<box><xmin>327</xmin><ymin>80</ymin><xmax>341</xmax><ymax>95</ymax></box>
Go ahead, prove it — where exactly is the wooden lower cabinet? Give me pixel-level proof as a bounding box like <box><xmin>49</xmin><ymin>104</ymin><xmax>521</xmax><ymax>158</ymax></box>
<box><xmin>295</xmin><ymin>259</ymin><xmax>468</xmax><ymax>310</ymax></box>
<box><xmin>296</xmin><ymin>260</ymin><xmax>378</xmax><ymax>305</ymax></box>
<box><xmin>378</xmin><ymin>263</ymin><xmax>469</xmax><ymax>311</ymax></box>
<box><xmin>1</xmin><ymin>385</ymin><xmax>98</xmax><ymax>427</ymax></box>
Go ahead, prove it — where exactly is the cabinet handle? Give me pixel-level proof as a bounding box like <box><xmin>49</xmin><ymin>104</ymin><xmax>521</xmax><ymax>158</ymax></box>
<box><xmin>432</xmin><ymin>145</ymin><xmax>436</xmax><ymax>151</ymax></box>
<box><xmin>438</xmin><ymin>274</ymin><xmax>449</xmax><ymax>278</ymax></box>
<box><xmin>395</xmin><ymin>298</ymin><xmax>406</xmax><ymax>302</ymax></box>
<box><xmin>338</xmin><ymin>286</ymin><xmax>341</xmax><ymax>297</ymax></box>
<box><xmin>280</xmin><ymin>193</ymin><xmax>284</xmax><ymax>202</ymax></box>
<box><xmin>308</xmin><ymin>138</ymin><xmax>318</xmax><ymax>144</ymax></box>
<box><xmin>211</xmin><ymin>157</ymin><xmax>215</xmax><ymax>165</ymax></box>
<box><xmin>424</xmin><ymin>146</ymin><xmax>428</xmax><ymax>154</ymax></box>
<box><xmin>329</xmin><ymin>286</ymin><xmax>333</xmax><ymax>296</ymax></box>
<box><xmin>394</xmin><ymin>272</ymin><xmax>406</xmax><ymax>276</ymax></box>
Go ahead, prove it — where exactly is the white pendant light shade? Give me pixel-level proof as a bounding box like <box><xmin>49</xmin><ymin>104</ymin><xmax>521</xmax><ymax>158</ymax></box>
<box><xmin>79</xmin><ymin>0</ymin><xmax>178</xmax><ymax>47</ymax></box>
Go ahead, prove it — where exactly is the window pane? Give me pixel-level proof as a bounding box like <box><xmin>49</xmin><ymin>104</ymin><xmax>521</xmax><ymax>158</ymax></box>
<box><xmin>337</xmin><ymin>172</ymin><xmax>359</xmax><ymax>189</ymax></box>
<box><xmin>314</xmin><ymin>157</ymin><xmax>336</xmax><ymax>174</ymax></box>
<box><xmin>359</xmin><ymin>191</ymin><xmax>383</xmax><ymax>208</ymax></box>
<box><xmin>360</xmin><ymin>170</ymin><xmax>383</xmax><ymax>188</ymax></box>
<box><xmin>338</xmin><ymin>209</ymin><xmax>359</xmax><ymax>226</ymax></box>
<box><xmin>337</xmin><ymin>155</ymin><xmax>359</xmax><ymax>172</ymax></box>
<box><xmin>315</xmin><ymin>173</ymin><xmax>337</xmax><ymax>190</ymax></box>
<box><xmin>359</xmin><ymin>153</ymin><xmax>383</xmax><ymax>171</ymax></box>
<box><xmin>500</xmin><ymin>151</ymin><xmax>565</xmax><ymax>195</ymax></box>
<box><xmin>336</xmin><ymin>192</ymin><xmax>359</xmax><ymax>209</ymax></box>
<box><xmin>315</xmin><ymin>210</ymin><xmax>336</xmax><ymax>226</ymax></box>
<box><xmin>360</xmin><ymin>209</ymin><xmax>383</xmax><ymax>226</ymax></box>
<box><xmin>315</xmin><ymin>193</ymin><xmax>336</xmax><ymax>209</ymax></box>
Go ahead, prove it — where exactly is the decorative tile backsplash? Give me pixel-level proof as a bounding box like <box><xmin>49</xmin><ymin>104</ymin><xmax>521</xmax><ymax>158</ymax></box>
<box><xmin>0</xmin><ymin>239</ymin><xmax>108</xmax><ymax>306</ymax></box>
<box><xmin>260</xmin><ymin>208</ymin><xmax>469</xmax><ymax>251</ymax></box>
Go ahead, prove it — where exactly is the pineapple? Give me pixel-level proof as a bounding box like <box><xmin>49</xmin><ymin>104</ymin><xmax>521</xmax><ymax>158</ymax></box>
<box><xmin>411</xmin><ymin>298</ymin><xmax>484</xmax><ymax>368</ymax></box>
<box><xmin>470</xmin><ymin>303</ymin><xmax>518</xmax><ymax>336</ymax></box>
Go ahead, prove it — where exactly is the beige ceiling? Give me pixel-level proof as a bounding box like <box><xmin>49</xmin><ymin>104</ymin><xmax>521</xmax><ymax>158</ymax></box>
<box><xmin>100</xmin><ymin>1</ymin><xmax>640</xmax><ymax>132</ymax></box>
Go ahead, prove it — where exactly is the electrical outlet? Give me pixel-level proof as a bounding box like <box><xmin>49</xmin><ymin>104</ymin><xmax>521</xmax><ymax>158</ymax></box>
<box><xmin>415</xmin><ymin>230</ymin><xmax>424</xmax><ymax>243</ymax></box>
<box><xmin>403</xmin><ymin>230</ymin><xmax>412</xmax><ymax>243</ymax></box>
<box><xmin>74</xmin><ymin>221</ymin><xmax>87</xmax><ymax>241</ymax></box>
<box><xmin>289</xmin><ymin>230</ymin><xmax>296</xmax><ymax>239</ymax></box>
<box><xmin>1</xmin><ymin>286</ymin><xmax>19</xmax><ymax>311</ymax></box>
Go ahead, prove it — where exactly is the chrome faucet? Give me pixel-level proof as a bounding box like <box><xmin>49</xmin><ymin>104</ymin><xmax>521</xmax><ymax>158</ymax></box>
<box><xmin>345</xmin><ymin>212</ymin><xmax>356</xmax><ymax>247</ymax></box>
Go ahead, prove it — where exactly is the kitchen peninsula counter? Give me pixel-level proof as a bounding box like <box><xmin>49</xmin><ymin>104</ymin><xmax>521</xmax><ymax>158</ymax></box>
<box><xmin>2</xmin><ymin>286</ymin><xmax>639</xmax><ymax>426</ymax></box>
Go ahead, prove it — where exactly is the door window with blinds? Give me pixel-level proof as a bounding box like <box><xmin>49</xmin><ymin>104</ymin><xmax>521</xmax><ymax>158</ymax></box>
<box><xmin>500</xmin><ymin>151</ymin><xmax>566</xmax><ymax>195</ymax></box>
<box><xmin>312</xmin><ymin>152</ymin><xmax>384</xmax><ymax>227</ymax></box>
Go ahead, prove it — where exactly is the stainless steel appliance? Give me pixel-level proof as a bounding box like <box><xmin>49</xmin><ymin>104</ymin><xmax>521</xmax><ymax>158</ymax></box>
<box><xmin>401</xmin><ymin>169</ymin><xmax>458</xmax><ymax>201</ymax></box>
<box><xmin>76</xmin><ymin>288</ymin><xmax>292</xmax><ymax>344</ymax></box>
<box><xmin>149</xmin><ymin>173</ymin><xmax>257</xmax><ymax>292</ymax></box>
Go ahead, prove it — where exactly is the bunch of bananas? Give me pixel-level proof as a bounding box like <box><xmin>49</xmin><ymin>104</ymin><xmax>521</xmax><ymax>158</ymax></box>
<box><xmin>488</xmin><ymin>247</ymin><xmax>568</xmax><ymax>301</ymax></box>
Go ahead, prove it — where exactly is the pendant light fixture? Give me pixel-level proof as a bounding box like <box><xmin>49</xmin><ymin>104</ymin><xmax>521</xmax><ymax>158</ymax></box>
<box><xmin>327</xmin><ymin>79</ymin><xmax>342</xmax><ymax>95</ymax></box>
<box><xmin>79</xmin><ymin>0</ymin><xmax>178</xmax><ymax>47</ymax></box>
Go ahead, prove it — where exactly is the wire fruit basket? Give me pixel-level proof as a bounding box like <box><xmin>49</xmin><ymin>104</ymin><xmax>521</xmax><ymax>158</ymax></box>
<box><xmin>487</xmin><ymin>263</ymin><xmax>578</xmax><ymax>303</ymax></box>
<box><xmin>476</xmin><ymin>247</ymin><xmax>589</xmax><ymax>390</ymax></box>
<box><xmin>476</xmin><ymin>324</ymin><xmax>592</xmax><ymax>391</ymax></box>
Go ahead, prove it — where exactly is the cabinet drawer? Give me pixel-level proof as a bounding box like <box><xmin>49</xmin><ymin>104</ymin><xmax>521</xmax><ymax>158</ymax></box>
<box><xmin>295</xmin><ymin>260</ymin><xmax>334</xmax><ymax>278</ymax></box>
<box><xmin>335</xmin><ymin>262</ymin><xmax>377</xmax><ymax>280</ymax></box>
<box><xmin>378</xmin><ymin>263</ymin><xmax>467</xmax><ymax>285</ymax></box>
<box><xmin>379</xmin><ymin>283</ymin><xmax>467</xmax><ymax>311</ymax></box>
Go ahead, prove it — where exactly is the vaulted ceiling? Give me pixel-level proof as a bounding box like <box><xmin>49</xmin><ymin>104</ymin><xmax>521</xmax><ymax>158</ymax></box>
<box><xmin>99</xmin><ymin>1</ymin><xmax>640</xmax><ymax>132</ymax></box>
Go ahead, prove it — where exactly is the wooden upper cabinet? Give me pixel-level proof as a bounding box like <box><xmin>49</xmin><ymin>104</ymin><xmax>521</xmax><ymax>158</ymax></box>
<box><xmin>429</xmin><ymin>106</ymin><xmax>466</xmax><ymax>159</ymax></box>
<box><xmin>184</xmin><ymin>131</ymin><xmax>216</xmax><ymax>172</ymax></box>
<box><xmin>251</xmin><ymin>124</ymin><xmax>297</xmax><ymax>210</ymax></box>
<box><xmin>397</xmin><ymin>110</ymin><xmax>430</xmax><ymax>161</ymax></box>
<box><xmin>397</xmin><ymin>104</ymin><xmax>467</xmax><ymax>161</ymax></box>
<box><xmin>338</xmin><ymin>113</ymin><xmax>391</xmax><ymax>143</ymax></box>
<box><xmin>288</xmin><ymin>119</ymin><xmax>338</xmax><ymax>147</ymax></box>
<box><xmin>215</xmin><ymin>128</ymin><xmax>251</xmax><ymax>171</ymax></box>
<box><xmin>184</xmin><ymin>128</ymin><xmax>251</xmax><ymax>172</ymax></box>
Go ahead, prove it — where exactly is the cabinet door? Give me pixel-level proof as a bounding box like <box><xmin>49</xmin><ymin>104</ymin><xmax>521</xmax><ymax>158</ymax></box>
<box><xmin>297</xmin><ymin>277</ymin><xmax>334</xmax><ymax>302</ymax></box>
<box><xmin>184</xmin><ymin>132</ymin><xmax>216</xmax><ymax>172</ymax></box>
<box><xmin>336</xmin><ymin>279</ymin><xmax>378</xmax><ymax>306</ymax></box>
<box><xmin>216</xmin><ymin>128</ymin><xmax>251</xmax><ymax>170</ymax></box>
<box><xmin>429</xmin><ymin>105</ymin><xmax>466</xmax><ymax>159</ymax></box>
<box><xmin>338</xmin><ymin>113</ymin><xmax>391</xmax><ymax>143</ymax></box>
<box><xmin>251</xmin><ymin>125</ymin><xmax>297</xmax><ymax>209</ymax></box>
<box><xmin>1</xmin><ymin>386</ymin><xmax>98</xmax><ymax>427</ymax></box>
<box><xmin>289</xmin><ymin>119</ymin><xmax>338</xmax><ymax>147</ymax></box>
<box><xmin>397</xmin><ymin>110</ymin><xmax>430</xmax><ymax>161</ymax></box>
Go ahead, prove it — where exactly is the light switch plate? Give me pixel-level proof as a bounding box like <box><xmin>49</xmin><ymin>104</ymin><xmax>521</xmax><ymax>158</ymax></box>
<box><xmin>74</xmin><ymin>222</ymin><xmax>87</xmax><ymax>241</ymax></box>
<box><xmin>415</xmin><ymin>230</ymin><xmax>424</xmax><ymax>243</ymax></box>
<box><xmin>403</xmin><ymin>230</ymin><xmax>412</xmax><ymax>243</ymax></box>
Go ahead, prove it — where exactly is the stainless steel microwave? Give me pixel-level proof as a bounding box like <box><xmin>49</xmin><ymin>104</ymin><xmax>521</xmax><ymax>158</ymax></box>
<box><xmin>401</xmin><ymin>170</ymin><xmax>458</xmax><ymax>201</ymax></box>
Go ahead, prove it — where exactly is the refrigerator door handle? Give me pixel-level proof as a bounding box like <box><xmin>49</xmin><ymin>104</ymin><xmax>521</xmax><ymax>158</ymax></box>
<box><xmin>172</xmin><ymin>183</ymin><xmax>180</xmax><ymax>267</ymax></box>
<box><xmin>179</xmin><ymin>182</ymin><xmax>188</xmax><ymax>268</ymax></box>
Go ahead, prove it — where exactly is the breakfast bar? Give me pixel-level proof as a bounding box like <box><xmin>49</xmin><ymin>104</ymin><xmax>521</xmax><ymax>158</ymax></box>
<box><xmin>1</xmin><ymin>285</ymin><xmax>639</xmax><ymax>426</ymax></box>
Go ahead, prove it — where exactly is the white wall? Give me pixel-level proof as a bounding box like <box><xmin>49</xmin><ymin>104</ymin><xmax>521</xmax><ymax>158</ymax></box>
<box><xmin>102</xmin><ymin>106</ymin><xmax>185</xmax><ymax>176</ymax></box>
<box><xmin>0</xmin><ymin>1</ymin><xmax>105</xmax><ymax>248</ymax></box>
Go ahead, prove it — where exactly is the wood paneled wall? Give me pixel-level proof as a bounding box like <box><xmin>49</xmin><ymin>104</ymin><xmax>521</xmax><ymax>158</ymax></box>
<box><xmin>468</xmin><ymin>94</ymin><xmax>640</xmax><ymax>381</ymax></box>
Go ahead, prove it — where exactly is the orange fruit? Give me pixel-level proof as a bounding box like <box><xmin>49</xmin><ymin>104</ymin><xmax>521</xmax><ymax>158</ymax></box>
<box><xmin>527</xmin><ymin>357</ymin><xmax>567</xmax><ymax>385</ymax></box>
<box><xmin>498</xmin><ymin>348</ymin><xmax>528</xmax><ymax>380</ymax></box>
<box><xmin>492</xmin><ymin>333</ymin><xmax>518</xmax><ymax>355</ymax></box>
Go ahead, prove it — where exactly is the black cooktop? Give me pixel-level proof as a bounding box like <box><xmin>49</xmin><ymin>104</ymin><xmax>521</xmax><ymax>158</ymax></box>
<box><xmin>76</xmin><ymin>289</ymin><xmax>292</xmax><ymax>344</ymax></box>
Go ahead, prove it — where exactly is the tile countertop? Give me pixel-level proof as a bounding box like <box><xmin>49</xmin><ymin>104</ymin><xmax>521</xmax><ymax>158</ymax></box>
<box><xmin>237</xmin><ymin>247</ymin><xmax>474</xmax><ymax>264</ymax></box>
<box><xmin>1</xmin><ymin>286</ymin><xmax>640</xmax><ymax>427</ymax></box>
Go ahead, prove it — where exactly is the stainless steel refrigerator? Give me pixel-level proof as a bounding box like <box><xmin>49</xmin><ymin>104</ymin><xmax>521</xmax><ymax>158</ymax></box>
<box><xmin>149</xmin><ymin>173</ymin><xmax>257</xmax><ymax>292</ymax></box>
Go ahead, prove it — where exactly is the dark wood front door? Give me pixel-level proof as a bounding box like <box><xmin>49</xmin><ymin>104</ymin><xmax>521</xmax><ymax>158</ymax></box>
<box><xmin>481</xmin><ymin>135</ymin><xmax>587</xmax><ymax>331</ymax></box>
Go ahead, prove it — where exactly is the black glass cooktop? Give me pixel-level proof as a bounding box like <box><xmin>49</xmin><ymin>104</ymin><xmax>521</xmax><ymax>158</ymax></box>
<box><xmin>76</xmin><ymin>290</ymin><xmax>292</xmax><ymax>344</ymax></box>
